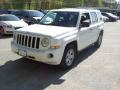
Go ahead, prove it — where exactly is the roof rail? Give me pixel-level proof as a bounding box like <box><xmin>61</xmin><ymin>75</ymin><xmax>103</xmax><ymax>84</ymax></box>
<box><xmin>76</xmin><ymin>7</ymin><xmax>100</xmax><ymax>10</ymax></box>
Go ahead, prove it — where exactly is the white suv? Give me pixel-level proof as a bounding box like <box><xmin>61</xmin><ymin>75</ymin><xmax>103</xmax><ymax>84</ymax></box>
<box><xmin>11</xmin><ymin>8</ymin><xmax>104</xmax><ymax>69</ymax></box>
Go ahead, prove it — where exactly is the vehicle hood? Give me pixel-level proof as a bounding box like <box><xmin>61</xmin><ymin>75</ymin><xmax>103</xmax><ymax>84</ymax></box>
<box><xmin>17</xmin><ymin>24</ymin><xmax>76</xmax><ymax>37</ymax></box>
<box><xmin>0</xmin><ymin>21</ymin><xmax>28</xmax><ymax>27</ymax></box>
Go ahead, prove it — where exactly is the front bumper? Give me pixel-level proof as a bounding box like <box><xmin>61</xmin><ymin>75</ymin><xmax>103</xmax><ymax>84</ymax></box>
<box><xmin>11</xmin><ymin>41</ymin><xmax>64</xmax><ymax>65</ymax></box>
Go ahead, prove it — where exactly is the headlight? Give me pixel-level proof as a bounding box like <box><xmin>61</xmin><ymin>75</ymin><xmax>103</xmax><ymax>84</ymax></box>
<box><xmin>7</xmin><ymin>25</ymin><xmax>12</xmax><ymax>28</ymax></box>
<box><xmin>41</xmin><ymin>38</ymin><xmax>49</xmax><ymax>47</ymax></box>
<box><xmin>3</xmin><ymin>24</ymin><xmax>12</xmax><ymax>28</ymax></box>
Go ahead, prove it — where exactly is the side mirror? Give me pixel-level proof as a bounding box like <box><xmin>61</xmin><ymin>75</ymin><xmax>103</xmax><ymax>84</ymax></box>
<box><xmin>81</xmin><ymin>20</ymin><xmax>90</xmax><ymax>27</ymax></box>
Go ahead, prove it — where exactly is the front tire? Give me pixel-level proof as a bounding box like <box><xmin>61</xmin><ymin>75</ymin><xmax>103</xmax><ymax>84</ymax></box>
<box><xmin>59</xmin><ymin>44</ymin><xmax>77</xmax><ymax>69</ymax></box>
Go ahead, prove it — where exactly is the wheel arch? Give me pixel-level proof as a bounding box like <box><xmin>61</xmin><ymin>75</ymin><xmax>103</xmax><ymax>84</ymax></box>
<box><xmin>100</xmin><ymin>29</ymin><xmax>104</xmax><ymax>35</ymax></box>
<box><xmin>64</xmin><ymin>40</ymin><xmax>78</xmax><ymax>52</ymax></box>
<box><xmin>59</xmin><ymin>40</ymin><xmax>78</xmax><ymax>69</ymax></box>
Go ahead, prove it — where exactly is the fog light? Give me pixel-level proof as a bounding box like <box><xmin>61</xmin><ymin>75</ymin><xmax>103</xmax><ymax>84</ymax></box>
<box><xmin>48</xmin><ymin>53</ymin><xmax>54</xmax><ymax>58</ymax></box>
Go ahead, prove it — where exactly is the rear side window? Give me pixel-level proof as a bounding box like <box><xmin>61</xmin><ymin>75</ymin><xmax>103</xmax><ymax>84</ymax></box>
<box><xmin>90</xmin><ymin>12</ymin><xmax>98</xmax><ymax>24</ymax></box>
<box><xmin>97</xmin><ymin>12</ymin><xmax>102</xmax><ymax>21</ymax></box>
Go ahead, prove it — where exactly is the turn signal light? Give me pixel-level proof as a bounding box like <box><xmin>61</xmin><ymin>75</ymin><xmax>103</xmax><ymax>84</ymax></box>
<box><xmin>51</xmin><ymin>45</ymin><xmax>60</xmax><ymax>49</ymax></box>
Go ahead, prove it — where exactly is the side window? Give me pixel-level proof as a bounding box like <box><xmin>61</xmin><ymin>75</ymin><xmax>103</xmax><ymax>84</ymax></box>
<box><xmin>97</xmin><ymin>12</ymin><xmax>102</xmax><ymax>21</ymax></box>
<box><xmin>90</xmin><ymin>12</ymin><xmax>98</xmax><ymax>24</ymax></box>
<box><xmin>80</xmin><ymin>13</ymin><xmax>91</xmax><ymax>27</ymax></box>
<box><xmin>13</xmin><ymin>12</ymin><xmax>22</xmax><ymax>19</ymax></box>
<box><xmin>80</xmin><ymin>13</ymin><xmax>91</xmax><ymax>23</ymax></box>
<box><xmin>23</xmin><ymin>12</ymin><xmax>28</xmax><ymax>17</ymax></box>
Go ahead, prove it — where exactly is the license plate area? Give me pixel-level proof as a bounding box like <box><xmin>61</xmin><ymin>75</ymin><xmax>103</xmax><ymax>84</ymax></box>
<box><xmin>19</xmin><ymin>49</ymin><xmax>27</xmax><ymax>56</ymax></box>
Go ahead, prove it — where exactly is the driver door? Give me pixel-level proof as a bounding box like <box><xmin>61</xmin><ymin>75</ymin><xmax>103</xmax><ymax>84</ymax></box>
<box><xmin>78</xmin><ymin>12</ymin><xmax>93</xmax><ymax>51</ymax></box>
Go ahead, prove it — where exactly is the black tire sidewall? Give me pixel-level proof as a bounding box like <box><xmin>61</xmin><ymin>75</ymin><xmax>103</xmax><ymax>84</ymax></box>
<box><xmin>95</xmin><ymin>32</ymin><xmax>103</xmax><ymax>48</ymax></box>
<box><xmin>59</xmin><ymin>44</ymin><xmax>77</xmax><ymax>69</ymax></box>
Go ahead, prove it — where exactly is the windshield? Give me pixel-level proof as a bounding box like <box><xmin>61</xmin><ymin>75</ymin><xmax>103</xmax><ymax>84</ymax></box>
<box><xmin>28</xmin><ymin>11</ymin><xmax>44</xmax><ymax>17</ymax></box>
<box><xmin>39</xmin><ymin>11</ymin><xmax>79</xmax><ymax>27</ymax></box>
<box><xmin>0</xmin><ymin>15</ymin><xmax>20</xmax><ymax>21</ymax></box>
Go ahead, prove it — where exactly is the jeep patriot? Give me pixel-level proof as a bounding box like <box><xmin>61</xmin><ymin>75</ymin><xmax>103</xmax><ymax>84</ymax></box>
<box><xmin>11</xmin><ymin>8</ymin><xmax>104</xmax><ymax>69</ymax></box>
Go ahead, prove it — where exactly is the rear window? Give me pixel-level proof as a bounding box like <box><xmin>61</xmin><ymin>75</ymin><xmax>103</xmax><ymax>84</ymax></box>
<box><xmin>12</xmin><ymin>11</ymin><xmax>22</xmax><ymax>16</ymax></box>
<box><xmin>0</xmin><ymin>10</ymin><xmax>8</xmax><ymax>14</ymax></box>
<box><xmin>0</xmin><ymin>15</ymin><xmax>20</xmax><ymax>21</ymax></box>
<box><xmin>28</xmin><ymin>11</ymin><xmax>44</xmax><ymax>17</ymax></box>
<box><xmin>12</xmin><ymin>10</ymin><xmax>44</xmax><ymax>17</ymax></box>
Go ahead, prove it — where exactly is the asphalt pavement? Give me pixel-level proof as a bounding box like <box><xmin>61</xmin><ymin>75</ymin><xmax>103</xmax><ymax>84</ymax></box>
<box><xmin>0</xmin><ymin>21</ymin><xmax>120</xmax><ymax>90</ymax></box>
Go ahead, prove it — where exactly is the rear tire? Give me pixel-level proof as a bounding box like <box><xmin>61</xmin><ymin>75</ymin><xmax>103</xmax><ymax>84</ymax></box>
<box><xmin>59</xmin><ymin>44</ymin><xmax>77</xmax><ymax>69</ymax></box>
<box><xmin>94</xmin><ymin>32</ymin><xmax>103</xmax><ymax>48</ymax></box>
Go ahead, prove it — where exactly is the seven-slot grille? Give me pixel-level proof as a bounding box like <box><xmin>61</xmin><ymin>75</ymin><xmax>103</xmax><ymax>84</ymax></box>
<box><xmin>16</xmin><ymin>33</ymin><xmax>40</xmax><ymax>49</ymax></box>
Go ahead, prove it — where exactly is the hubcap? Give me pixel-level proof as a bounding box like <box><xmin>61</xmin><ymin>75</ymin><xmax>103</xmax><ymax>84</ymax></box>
<box><xmin>65</xmin><ymin>49</ymin><xmax>75</xmax><ymax>66</ymax></box>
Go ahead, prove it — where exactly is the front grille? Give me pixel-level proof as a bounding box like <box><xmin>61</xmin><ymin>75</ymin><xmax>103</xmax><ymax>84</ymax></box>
<box><xmin>6</xmin><ymin>31</ymin><xmax>13</xmax><ymax>34</ymax></box>
<box><xmin>16</xmin><ymin>33</ymin><xmax>40</xmax><ymax>49</ymax></box>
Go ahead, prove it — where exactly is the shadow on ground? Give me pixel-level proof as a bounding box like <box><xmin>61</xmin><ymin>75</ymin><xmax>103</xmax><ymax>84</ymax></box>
<box><xmin>0</xmin><ymin>46</ymin><xmax>98</xmax><ymax>90</ymax></box>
